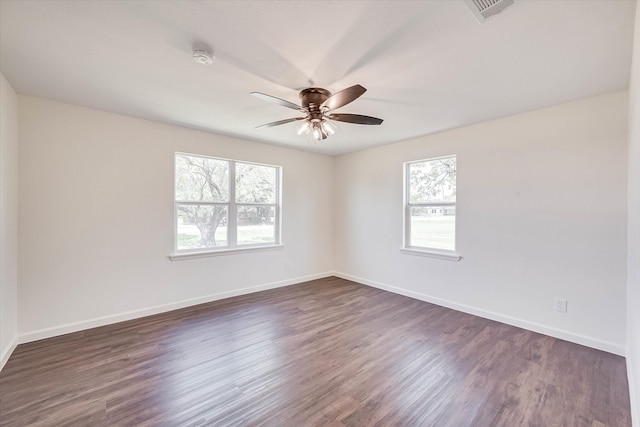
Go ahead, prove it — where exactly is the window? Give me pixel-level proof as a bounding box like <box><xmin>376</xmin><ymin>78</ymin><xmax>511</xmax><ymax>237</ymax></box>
<box><xmin>404</xmin><ymin>155</ymin><xmax>456</xmax><ymax>252</ymax></box>
<box><xmin>174</xmin><ymin>153</ymin><xmax>280</xmax><ymax>253</ymax></box>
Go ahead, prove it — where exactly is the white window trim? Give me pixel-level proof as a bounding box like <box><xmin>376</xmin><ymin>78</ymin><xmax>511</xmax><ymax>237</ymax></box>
<box><xmin>172</xmin><ymin>153</ymin><xmax>282</xmax><ymax>257</ymax></box>
<box><xmin>402</xmin><ymin>155</ymin><xmax>460</xmax><ymax>261</ymax></box>
<box><xmin>169</xmin><ymin>244</ymin><xmax>284</xmax><ymax>261</ymax></box>
<box><xmin>400</xmin><ymin>247</ymin><xmax>461</xmax><ymax>261</ymax></box>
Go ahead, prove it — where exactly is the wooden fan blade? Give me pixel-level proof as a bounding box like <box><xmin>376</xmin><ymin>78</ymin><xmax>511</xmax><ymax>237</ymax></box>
<box><xmin>321</xmin><ymin>84</ymin><xmax>366</xmax><ymax>111</ymax></box>
<box><xmin>255</xmin><ymin>117</ymin><xmax>305</xmax><ymax>129</ymax></box>
<box><xmin>251</xmin><ymin>92</ymin><xmax>303</xmax><ymax>111</ymax></box>
<box><xmin>326</xmin><ymin>113</ymin><xmax>383</xmax><ymax>125</ymax></box>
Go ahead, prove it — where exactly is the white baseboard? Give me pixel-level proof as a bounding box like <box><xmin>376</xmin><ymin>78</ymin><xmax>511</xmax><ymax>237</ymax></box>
<box><xmin>0</xmin><ymin>335</ymin><xmax>18</xmax><ymax>372</ymax></box>
<box><xmin>334</xmin><ymin>272</ymin><xmax>626</xmax><ymax>356</ymax></box>
<box><xmin>629</xmin><ymin>356</ymin><xmax>639</xmax><ymax>427</ymax></box>
<box><xmin>19</xmin><ymin>272</ymin><xmax>333</xmax><ymax>344</ymax></box>
<box><xmin>15</xmin><ymin>270</ymin><xmax>627</xmax><ymax>356</ymax></box>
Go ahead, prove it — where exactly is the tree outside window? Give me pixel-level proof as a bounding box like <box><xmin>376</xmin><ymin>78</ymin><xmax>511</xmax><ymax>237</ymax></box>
<box><xmin>175</xmin><ymin>153</ymin><xmax>280</xmax><ymax>252</ymax></box>
<box><xmin>405</xmin><ymin>156</ymin><xmax>456</xmax><ymax>251</ymax></box>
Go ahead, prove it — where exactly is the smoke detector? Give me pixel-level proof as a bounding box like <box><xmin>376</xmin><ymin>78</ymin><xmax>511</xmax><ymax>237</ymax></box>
<box><xmin>463</xmin><ymin>0</ymin><xmax>515</xmax><ymax>23</ymax></box>
<box><xmin>192</xmin><ymin>48</ymin><xmax>214</xmax><ymax>65</ymax></box>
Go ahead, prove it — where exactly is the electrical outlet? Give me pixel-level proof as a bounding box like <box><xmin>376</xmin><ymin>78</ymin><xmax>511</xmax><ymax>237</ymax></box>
<box><xmin>554</xmin><ymin>298</ymin><xmax>568</xmax><ymax>313</ymax></box>
<box><xmin>284</xmin><ymin>261</ymin><xmax>291</xmax><ymax>271</ymax></box>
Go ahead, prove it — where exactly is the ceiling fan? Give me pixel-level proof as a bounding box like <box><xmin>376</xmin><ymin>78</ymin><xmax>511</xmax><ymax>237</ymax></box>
<box><xmin>251</xmin><ymin>84</ymin><xmax>383</xmax><ymax>142</ymax></box>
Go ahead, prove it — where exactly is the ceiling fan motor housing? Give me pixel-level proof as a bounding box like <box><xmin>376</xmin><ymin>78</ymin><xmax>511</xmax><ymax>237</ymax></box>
<box><xmin>300</xmin><ymin>88</ymin><xmax>330</xmax><ymax>122</ymax></box>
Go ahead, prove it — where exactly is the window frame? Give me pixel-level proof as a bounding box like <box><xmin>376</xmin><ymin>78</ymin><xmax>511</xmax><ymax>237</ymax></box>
<box><xmin>403</xmin><ymin>155</ymin><xmax>461</xmax><ymax>261</ymax></box>
<box><xmin>173</xmin><ymin>152</ymin><xmax>282</xmax><ymax>257</ymax></box>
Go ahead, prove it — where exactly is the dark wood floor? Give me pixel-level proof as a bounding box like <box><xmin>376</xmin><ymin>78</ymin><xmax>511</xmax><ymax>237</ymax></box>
<box><xmin>0</xmin><ymin>277</ymin><xmax>631</xmax><ymax>426</ymax></box>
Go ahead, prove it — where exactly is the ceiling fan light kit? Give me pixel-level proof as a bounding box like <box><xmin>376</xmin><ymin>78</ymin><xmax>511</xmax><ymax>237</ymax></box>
<box><xmin>252</xmin><ymin>84</ymin><xmax>383</xmax><ymax>144</ymax></box>
<box><xmin>321</xmin><ymin>120</ymin><xmax>336</xmax><ymax>135</ymax></box>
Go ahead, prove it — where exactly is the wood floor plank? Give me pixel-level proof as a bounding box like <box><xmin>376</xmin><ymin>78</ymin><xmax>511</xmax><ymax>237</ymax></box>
<box><xmin>0</xmin><ymin>277</ymin><xmax>631</xmax><ymax>426</ymax></box>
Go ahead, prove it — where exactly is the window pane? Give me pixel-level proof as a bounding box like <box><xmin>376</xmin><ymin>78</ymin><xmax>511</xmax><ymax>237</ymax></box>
<box><xmin>237</xmin><ymin>206</ymin><xmax>276</xmax><ymax>245</ymax></box>
<box><xmin>235</xmin><ymin>162</ymin><xmax>276</xmax><ymax>204</ymax></box>
<box><xmin>176</xmin><ymin>204</ymin><xmax>228</xmax><ymax>249</ymax></box>
<box><xmin>175</xmin><ymin>154</ymin><xmax>229</xmax><ymax>202</ymax></box>
<box><xmin>409</xmin><ymin>157</ymin><xmax>456</xmax><ymax>203</ymax></box>
<box><xmin>410</xmin><ymin>206</ymin><xmax>455</xmax><ymax>250</ymax></box>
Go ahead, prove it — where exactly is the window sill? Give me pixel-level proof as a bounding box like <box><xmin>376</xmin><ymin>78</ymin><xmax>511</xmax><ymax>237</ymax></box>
<box><xmin>170</xmin><ymin>244</ymin><xmax>284</xmax><ymax>261</ymax></box>
<box><xmin>400</xmin><ymin>248</ymin><xmax>462</xmax><ymax>261</ymax></box>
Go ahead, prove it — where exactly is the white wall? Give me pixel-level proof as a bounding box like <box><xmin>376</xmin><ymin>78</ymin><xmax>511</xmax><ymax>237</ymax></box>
<box><xmin>334</xmin><ymin>91</ymin><xmax>628</xmax><ymax>355</ymax></box>
<box><xmin>627</xmin><ymin>1</ymin><xmax>640</xmax><ymax>423</ymax></box>
<box><xmin>17</xmin><ymin>96</ymin><xmax>334</xmax><ymax>340</ymax></box>
<box><xmin>0</xmin><ymin>73</ymin><xmax>19</xmax><ymax>369</ymax></box>
<box><xmin>3</xmin><ymin>73</ymin><xmax>636</xmax><ymax>418</ymax></box>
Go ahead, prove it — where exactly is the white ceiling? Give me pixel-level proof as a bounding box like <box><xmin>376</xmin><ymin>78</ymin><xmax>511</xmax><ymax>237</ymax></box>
<box><xmin>0</xmin><ymin>0</ymin><xmax>636</xmax><ymax>156</ymax></box>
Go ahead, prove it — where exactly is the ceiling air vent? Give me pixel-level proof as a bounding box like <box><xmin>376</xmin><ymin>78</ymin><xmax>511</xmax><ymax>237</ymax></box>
<box><xmin>463</xmin><ymin>0</ymin><xmax>515</xmax><ymax>23</ymax></box>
